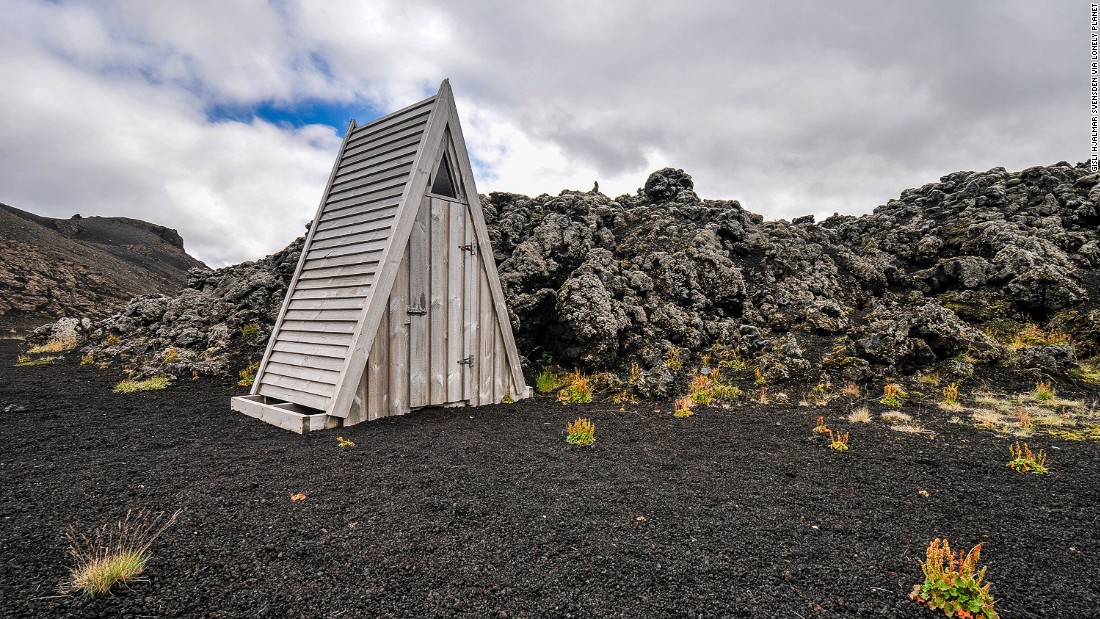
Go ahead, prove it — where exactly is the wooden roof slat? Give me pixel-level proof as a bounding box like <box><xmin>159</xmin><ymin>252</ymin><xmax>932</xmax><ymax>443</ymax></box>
<box><xmin>268</xmin><ymin>350</ymin><xmax>347</xmax><ymax>372</ymax></box>
<box><xmin>271</xmin><ymin>340</ymin><xmax>348</xmax><ymax>358</ymax></box>
<box><xmin>315</xmin><ymin>205</ymin><xmax>399</xmax><ymax>233</ymax></box>
<box><xmin>307</xmin><ymin>227</ymin><xmax>392</xmax><ymax>251</ymax></box>
<box><xmin>330</xmin><ymin>153</ymin><xmax>417</xmax><ymax>191</ymax></box>
<box><xmin>290</xmin><ymin>286</ymin><xmax>371</xmax><ymax>300</ymax></box>
<box><xmin>344</xmin><ymin>110</ymin><xmax>431</xmax><ymax>150</ymax></box>
<box><xmin>278</xmin><ymin>319</ymin><xmax>359</xmax><ymax>334</ymax></box>
<box><xmin>349</xmin><ymin>96</ymin><xmax>435</xmax><ymax>138</ymax></box>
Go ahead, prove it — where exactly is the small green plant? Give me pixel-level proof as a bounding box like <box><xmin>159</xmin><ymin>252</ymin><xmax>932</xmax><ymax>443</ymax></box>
<box><xmin>919</xmin><ymin>372</ymin><xmax>940</xmax><ymax>387</ymax></box>
<box><xmin>880</xmin><ymin>383</ymin><xmax>906</xmax><ymax>407</ymax></box>
<box><xmin>813</xmin><ymin>416</ymin><xmax>830</xmax><ymax>434</ymax></box>
<box><xmin>910</xmin><ymin>538</ymin><xmax>998</xmax><ymax>619</ymax></box>
<box><xmin>753</xmin><ymin>367</ymin><xmax>765</xmax><ymax>386</ymax></box>
<box><xmin>628</xmin><ymin>362</ymin><xmax>641</xmax><ymax>384</ymax></box>
<box><xmin>557</xmin><ymin>369</ymin><xmax>592</xmax><ymax>404</ymax></box>
<box><xmin>239</xmin><ymin>323</ymin><xmax>261</xmax><ymax>339</ymax></box>
<box><xmin>15</xmin><ymin>355</ymin><xmax>58</xmax><ymax>367</ymax></box>
<box><xmin>501</xmin><ymin>389</ymin><xmax>515</xmax><ymax>404</ymax></box>
<box><xmin>238</xmin><ymin>361</ymin><xmax>259</xmax><ymax>387</ymax></box>
<box><xmin>566</xmin><ymin>417</ymin><xmax>595</xmax><ymax>445</ymax></box>
<box><xmin>113</xmin><ymin>376</ymin><xmax>168</xmax><ymax>393</ymax></box>
<box><xmin>688</xmin><ymin>374</ymin><xmax>713</xmax><ymax>405</ymax></box>
<box><xmin>162</xmin><ymin>347</ymin><xmax>179</xmax><ymax>363</ymax></box>
<box><xmin>942</xmin><ymin>383</ymin><xmax>960</xmax><ymax>408</ymax></box>
<box><xmin>80</xmin><ymin>353</ymin><xmax>95</xmax><ymax>366</ymax></box>
<box><xmin>1007</xmin><ymin>441</ymin><xmax>1048</xmax><ymax>474</ymax></box>
<box><xmin>711</xmin><ymin>383</ymin><xmax>743</xmax><ymax>401</ymax></box>
<box><xmin>65</xmin><ymin>509</ymin><xmax>180</xmax><ymax>597</ymax></box>
<box><xmin>536</xmin><ymin>368</ymin><xmax>563</xmax><ymax>393</ymax></box>
<box><xmin>664</xmin><ymin>347</ymin><xmax>682</xmax><ymax>371</ymax></box>
<box><xmin>674</xmin><ymin>397</ymin><xmax>694</xmax><ymax>417</ymax></box>
<box><xmin>1033</xmin><ymin>381</ymin><xmax>1054</xmax><ymax>401</ymax></box>
<box><xmin>828</xmin><ymin>430</ymin><xmax>849</xmax><ymax>451</ymax></box>
<box><xmin>105</xmin><ymin>334</ymin><xmax>122</xmax><ymax>345</ymax></box>
<box><xmin>337</xmin><ymin>436</ymin><xmax>355</xmax><ymax>448</ymax></box>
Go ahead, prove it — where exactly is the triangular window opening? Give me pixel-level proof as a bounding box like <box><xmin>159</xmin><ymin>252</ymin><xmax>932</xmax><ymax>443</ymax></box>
<box><xmin>430</xmin><ymin>153</ymin><xmax>458</xmax><ymax>198</ymax></box>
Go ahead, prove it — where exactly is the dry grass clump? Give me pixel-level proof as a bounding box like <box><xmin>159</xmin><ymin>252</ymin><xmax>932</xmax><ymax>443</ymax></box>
<box><xmin>881</xmin><ymin>411</ymin><xmax>912</xmax><ymax>423</ymax></box>
<box><xmin>27</xmin><ymin>336</ymin><xmax>78</xmax><ymax>354</ymax></box>
<box><xmin>65</xmin><ymin>509</ymin><xmax>180</xmax><ymax>597</ymax></box>
<box><xmin>848</xmin><ymin>406</ymin><xmax>872</xmax><ymax>423</ymax></box>
<box><xmin>892</xmin><ymin>422</ymin><xmax>928</xmax><ymax>434</ymax></box>
<box><xmin>971</xmin><ymin>409</ymin><xmax>1004</xmax><ymax>428</ymax></box>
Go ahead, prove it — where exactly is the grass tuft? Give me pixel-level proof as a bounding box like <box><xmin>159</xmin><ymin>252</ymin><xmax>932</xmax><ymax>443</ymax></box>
<box><xmin>65</xmin><ymin>509</ymin><xmax>180</xmax><ymax>597</ymax></box>
<box><xmin>114</xmin><ymin>376</ymin><xmax>168</xmax><ymax>393</ymax></box>
<box><xmin>848</xmin><ymin>406</ymin><xmax>872</xmax><ymax>423</ymax></box>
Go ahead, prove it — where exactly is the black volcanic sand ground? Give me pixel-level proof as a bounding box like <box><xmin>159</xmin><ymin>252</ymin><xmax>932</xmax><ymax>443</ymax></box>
<box><xmin>2</xmin><ymin>334</ymin><xmax>1100</xmax><ymax>618</ymax></box>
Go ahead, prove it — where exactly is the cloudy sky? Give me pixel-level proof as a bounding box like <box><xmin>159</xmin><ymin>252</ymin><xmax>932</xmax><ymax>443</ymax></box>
<box><xmin>0</xmin><ymin>1</ymin><xmax>1083</xmax><ymax>266</ymax></box>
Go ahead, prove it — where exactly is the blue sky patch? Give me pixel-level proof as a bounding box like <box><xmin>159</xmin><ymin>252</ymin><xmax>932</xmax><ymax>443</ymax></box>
<box><xmin>207</xmin><ymin>99</ymin><xmax>384</xmax><ymax>133</ymax></box>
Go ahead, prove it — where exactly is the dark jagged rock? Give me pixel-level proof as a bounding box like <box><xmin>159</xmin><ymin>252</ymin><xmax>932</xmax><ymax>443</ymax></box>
<box><xmin>34</xmin><ymin>162</ymin><xmax>1100</xmax><ymax>395</ymax></box>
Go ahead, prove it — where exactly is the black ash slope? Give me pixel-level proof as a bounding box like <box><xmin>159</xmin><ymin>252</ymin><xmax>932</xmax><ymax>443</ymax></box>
<box><xmin>2</xmin><ymin>341</ymin><xmax>1098</xmax><ymax>618</ymax></box>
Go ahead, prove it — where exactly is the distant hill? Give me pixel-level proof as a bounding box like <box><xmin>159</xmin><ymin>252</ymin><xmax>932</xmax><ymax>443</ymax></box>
<box><xmin>0</xmin><ymin>203</ymin><xmax>206</xmax><ymax>319</ymax></box>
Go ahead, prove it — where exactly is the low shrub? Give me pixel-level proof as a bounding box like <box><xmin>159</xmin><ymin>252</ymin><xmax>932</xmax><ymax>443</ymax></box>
<box><xmin>113</xmin><ymin>377</ymin><xmax>168</xmax><ymax>393</ymax></box>
<box><xmin>337</xmin><ymin>436</ymin><xmax>356</xmax><ymax>448</ymax></box>
<box><xmin>565</xmin><ymin>418</ymin><xmax>595</xmax><ymax>445</ymax></box>
<box><xmin>910</xmin><ymin>538</ymin><xmax>998</xmax><ymax>619</ymax></box>
<box><xmin>239</xmin><ymin>323</ymin><xmax>261</xmax><ymax>339</ymax></box>
<box><xmin>674</xmin><ymin>397</ymin><xmax>694</xmax><ymax>417</ymax></box>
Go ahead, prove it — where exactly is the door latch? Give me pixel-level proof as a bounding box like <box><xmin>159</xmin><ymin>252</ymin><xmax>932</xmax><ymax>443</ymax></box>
<box><xmin>457</xmin><ymin>356</ymin><xmax>474</xmax><ymax>366</ymax></box>
<box><xmin>459</xmin><ymin>243</ymin><xmax>476</xmax><ymax>255</ymax></box>
<box><xmin>406</xmin><ymin>306</ymin><xmax>427</xmax><ymax>316</ymax></box>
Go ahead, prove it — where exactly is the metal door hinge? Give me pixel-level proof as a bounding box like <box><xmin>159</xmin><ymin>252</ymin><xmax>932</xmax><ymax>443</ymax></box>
<box><xmin>457</xmin><ymin>356</ymin><xmax>474</xmax><ymax>366</ymax></box>
<box><xmin>407</xmin><ymin>306</ymin><xmax>427</xmax><ymax>316</ymax></box>
<box><xmin>459</xmin><ymin>243</ymin><xmax>476</xmax><ymax>255</ymax></box>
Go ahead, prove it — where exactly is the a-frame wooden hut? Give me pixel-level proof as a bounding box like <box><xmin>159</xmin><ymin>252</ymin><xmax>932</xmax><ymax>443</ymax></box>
<box><xmin>232</xmin><ymin>80</ymin><xmax>529</xmax><ymax>433</ymax></box>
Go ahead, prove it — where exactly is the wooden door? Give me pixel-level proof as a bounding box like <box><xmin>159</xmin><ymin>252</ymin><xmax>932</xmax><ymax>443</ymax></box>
<box><xmin>406</xmin><ymin>195</ymin><xmax>471</xmax><ymax>408</ymax></box>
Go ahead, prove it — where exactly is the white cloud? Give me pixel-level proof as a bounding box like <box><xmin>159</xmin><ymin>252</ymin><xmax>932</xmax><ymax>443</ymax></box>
<box><xmin>0</xmin><ymin>0</ymin><xmax>1084</xmax><ymax>266</ymax></box>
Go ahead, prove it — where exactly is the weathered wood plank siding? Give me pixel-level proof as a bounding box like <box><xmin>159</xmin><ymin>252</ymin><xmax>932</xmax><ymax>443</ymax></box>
<box><xmin>256</xmin><ymin>97</ymin><xmax>434</xmax><ymax>411</ymax></box>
